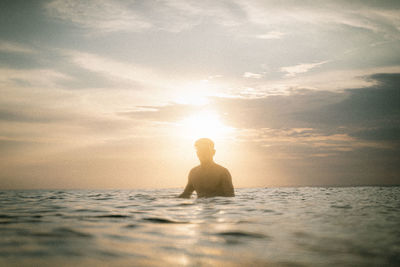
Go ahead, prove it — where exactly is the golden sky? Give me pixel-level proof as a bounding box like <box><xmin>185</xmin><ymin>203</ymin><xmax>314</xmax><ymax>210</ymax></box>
<box><xmin>1</xmin><ymin>0</ymin><xmax>400</xmax><ymax>189</ymax></box>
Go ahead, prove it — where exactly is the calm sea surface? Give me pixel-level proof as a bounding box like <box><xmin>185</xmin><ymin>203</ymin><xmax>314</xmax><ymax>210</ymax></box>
<box><xmin>0</xmin><ymin>187</ymin><xmax>399</xmax><ymax>266</ymax></box>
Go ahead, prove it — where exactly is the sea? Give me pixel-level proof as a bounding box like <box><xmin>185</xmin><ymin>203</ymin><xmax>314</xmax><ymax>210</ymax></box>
<box><xmin>0</xmin><ymin>187</ymin><xmax>399</xmax><ymax>267</ymax></box>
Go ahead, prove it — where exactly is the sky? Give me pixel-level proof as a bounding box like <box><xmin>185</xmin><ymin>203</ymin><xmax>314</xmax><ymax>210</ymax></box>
<box><xmin>0</xmin><ymin>0</ymin><xmax>400</xmax><ymax>189</ymax></box>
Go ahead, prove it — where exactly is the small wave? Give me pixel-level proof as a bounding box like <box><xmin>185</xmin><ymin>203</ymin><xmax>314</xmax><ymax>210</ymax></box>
<box><xmin>177</xmin><ymin>202</ymin><xmax>194</xmax><ymax>206</ymax></box>
<box><xmin>0</xmin><ymin>214</ymin><xmax>43</xmax><ymax>224</ymax></box>
<box><xmin>95</xmin><ymin>214</ymin><xmax>131</xmax><ymax>218</ymax></box>
<box><xmin>130</xmin><ymin>194</ymin><xmax>156</xmax><ymax>200</ymax></box>
<box><xmin>30</xmin><ymin>227</ymin><xmax>93</xmax><ymax>238</ymax></box>
<box><xmin>263</xmin><ymin>209</ymin><xmax>274</xmax><ymax>213</ymax></box>
<box><xmin>22</xmin><ymin>219</ymin><xmax>43</xmax><ymax>224</ymax></box>
<box><xmin>142</xmin><ymin>217</ymin><xmax>186</xmax><ymax>224</ymax></box>
<box><xmin>53</xmin><ymin>227</ymin><xmax>93</xmax><ymax>238</ymax></box>
<box><xmin>216</xmin><ymin>231</ymin><xmax>267</xmax><ymax>239</ymax></box>
<box><xmin>47</xmin><ymin>196</ymin><xmax>64</xmax><ymax>200</ymax></box>
<box><xmin>75</xmin><ymin>209</ymin><xmax>103</xmax><ymax>213</ymax></box>
<box><xmin>88</xmin><ymin>193</ymin><xmax>102</xmax><ymax>197</ymax></box>
<box><xmin>0</xmin><ymin>214</ymin><xmax>16</xmax><ymax>219</ymax></box>
<box><xmin>124</xmin><ymin>224</ymin><xmax>139</xmax><ymax>228</ymax></box>
<box><xmin>331</xmin><ymin>204</ymin><xmax>352</xmax><ymax>209</ymax></box>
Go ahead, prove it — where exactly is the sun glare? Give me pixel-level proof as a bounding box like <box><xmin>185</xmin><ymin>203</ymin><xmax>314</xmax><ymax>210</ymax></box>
<box><xmin>174</xmin><ymin>80</ymin><xmax>225</xmax><ymax>106</ymax></box>
<box><xmin>179</xmin><ymin>110</ymin><xmax>234</xmax><ymax>141</ymax></box>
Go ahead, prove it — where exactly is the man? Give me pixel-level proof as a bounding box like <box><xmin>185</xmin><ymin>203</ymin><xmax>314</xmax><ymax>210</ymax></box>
<box><xmin>178</xmin><ymin>138</ymin><xmax>235</xmax><ymax>198</ymax></box>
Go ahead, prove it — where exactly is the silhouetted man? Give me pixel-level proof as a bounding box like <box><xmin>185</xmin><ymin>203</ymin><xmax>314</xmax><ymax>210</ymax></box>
<box><xmin>179</xmin><ymin>138</ymin><xmax>235</xmax><ymax>198</ymax></box>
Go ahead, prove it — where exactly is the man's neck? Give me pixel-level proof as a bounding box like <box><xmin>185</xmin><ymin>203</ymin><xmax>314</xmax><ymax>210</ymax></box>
<box><xmin>200</xmin><ymin>160</ymin><xmax>214</xmax><ymax>166</ymax></box>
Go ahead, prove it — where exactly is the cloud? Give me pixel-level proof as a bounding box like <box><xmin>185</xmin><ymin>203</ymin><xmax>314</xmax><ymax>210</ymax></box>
<box><xmin>239</xmin><ymin>0</ymin><xmax>400</xmax><ymax>39</ymax></box>
<box><xmin>0</xmin><ymin>41</ymin><xmax>35</xmax><ymax>54</ymax></box>
<box><xmin>0</xmin><ymin>68</ymin><xmax>143</xmax><ymax>156</ymax></box>
<box><xmin>116</xmin><ymin>72</ymin><xmax>400</xmax><ymax>187</ymax></box>
<box><xmin>281</xmin><ymin>61</ymin><xmax>329</xmax><ymax>77</ymax></box>
<box><xmin>350</xmin><ymin>127</ymin><xmax>400</xmax><ymax>142</ymax></box>
<box><xmin>0</xmin><ymin>107</ymin><xmax>67</xmax><ymax>123</ymax></box>
<box><xmin>296</xmin><ymin>73</ymin><xmax>400</xmax><ymax>130</ymax></box>
<box><xmin>242</xmin><ymin>73</ymin><xmax>399</xmax><ymax>138</ymax></box>
<box><xmin>2</xmin><ymin>71</ymin><xmax>400</xmax><ymax>188</ymax></box>
<box><xmin>234</xmin><ymin>127</ymin><xmax>380</xmax><ymax>160</ymax></box>
<box><xmin>119</xmin><ymin>104</ymin><xmax>200</xmax><ymax>123</ymax></box>
<box><xmin>1</xmin><ymin>1</ymin><xmax>400</xmax><ymax>189</ymax></box>
<box><xmin>65</xmin><ymin>50</ymin><xmax>170</xmax><ymax>89</ymax></box>
<box><xmin>255</xmin><ymin>31</ymin><xmax>285</xmax><ymax>40</ymax></box>
<box><xmin>45</xmin><ymin>0</ymin><xmax>246</xmax><ymax>33</ymax></box>
<box><xmin>45</xmin><ymin>0</ymin><xmax>151</xmax><ymax>33</ymax></box>
<box><xmin>44</xmin><ymin>0</ymin><xmax>400</xmax><ymax>38</ymax></box>
<box><xmin>273</xmin><ymin>66</ymin><xmax>400</xmax><ymax>92</ymax></box>
<box><xmin>243</xmin><ymin>72</ymin><xmax>263</xmax><ymax>79</ymax></box>
<box><xmin>0</xmin><ymin>68</ymin><xmax>71</xmax><ymax>88</ymax></box>
<box><xmin>128</xmin><ymin>72</ymin><xmax>400</xmax><ymax>150</ymax></box>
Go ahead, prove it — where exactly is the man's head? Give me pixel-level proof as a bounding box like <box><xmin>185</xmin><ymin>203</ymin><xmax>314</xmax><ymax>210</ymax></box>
<box><xmin>195</xmin><ymin>138</ymin><xmax>215</xmax><ymax>164</ymax></box>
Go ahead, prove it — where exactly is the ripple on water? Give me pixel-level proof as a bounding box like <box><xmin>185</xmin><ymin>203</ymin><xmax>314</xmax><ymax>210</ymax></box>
<box><xmin>0</xmin><ymin>187</ymin><xmax>398</xmax><ymax>266</ymax></box>
<box><xmin>263</xmin><ymin>209</ymin><xmax>274</xmax><ymax>213</ymax></box>
<box><xmin>95</xmin><ymin>214</ymin><xmax>132</xmax><ymax>218</ymax></box>
<box><xmin>331</xmin><ymin>204</ymin><xmax>353</xmax><ymax>209</ymax></box>
<box><xmin>142</xmin><ymin>217</ymin><xmax>187</xmax><ymax>224</ymax></box>
<box><xmin>215</xmin><ymin>231</ymin><xmax>268</xmax><ymax>239</ymax></box>
<box><xmin>177</xmin><ymin>202</ymin><xmax>195</xmax><ymax>206</ymax></box>
<box><xmin>74</xmin><ymin>209</ymin><xmax>104</xmax><ymax>213</ymax></box>
<box><xmin>124</xmin><ymin>224</ymin><xmax>140</xmax><ymax>228</ymax></box>
<box><xmin>14</xmin><ymin>227</ymin><xmax>92</xmax><ymax>239</ymax></box>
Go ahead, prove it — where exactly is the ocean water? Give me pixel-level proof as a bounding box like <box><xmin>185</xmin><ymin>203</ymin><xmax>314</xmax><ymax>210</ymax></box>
<box><xmin>0</xmin><ymin>187</ymin><xmax>399</xmax><ymax>267</ymax></box>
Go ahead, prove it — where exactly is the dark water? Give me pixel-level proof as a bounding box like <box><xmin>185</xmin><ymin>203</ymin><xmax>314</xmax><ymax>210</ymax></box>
<box><xmin>0</xmin><ymin>187</ymin><xmax>399</xmax><ymax>266</ymax></box>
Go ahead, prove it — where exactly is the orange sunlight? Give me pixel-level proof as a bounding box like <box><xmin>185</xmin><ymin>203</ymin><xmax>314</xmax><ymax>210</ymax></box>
<box><xmin>178</xmin><ymin>110</ymin><xmax>235</xmax><ymax>141</ymax></box>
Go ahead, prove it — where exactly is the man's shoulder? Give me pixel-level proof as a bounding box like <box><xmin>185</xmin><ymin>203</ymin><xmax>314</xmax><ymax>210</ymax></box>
<box><xmin>189</xmin><ymin>165</ymin><xmax>201</xmax><ymax>174</ymax></box>
<box><xmin>214</xmin><ymin>163</ymin><xmax>228</xmax><ymax>170</ymax></box>
<box><xmin>213</xmin><ymin>163</ymin><xmax>231</xmax><ymax>176</ymax></box>
<box><xmin>189</xmin><ymin>163</ymin><xmax>230</xmax><ymax>174</ymax></box>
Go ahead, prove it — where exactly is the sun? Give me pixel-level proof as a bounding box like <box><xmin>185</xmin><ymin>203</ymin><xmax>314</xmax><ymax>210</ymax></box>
<box><xmin>178</xmin><ymin>110</ymin><xmax>234</xmax><ymax>141</ymax></box>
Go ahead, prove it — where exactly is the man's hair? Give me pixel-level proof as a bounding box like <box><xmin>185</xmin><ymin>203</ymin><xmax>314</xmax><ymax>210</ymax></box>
<box><xmin>195</xmin><ymin>138</ymin><xmax>215</xmax><ymax>149</ymax></box>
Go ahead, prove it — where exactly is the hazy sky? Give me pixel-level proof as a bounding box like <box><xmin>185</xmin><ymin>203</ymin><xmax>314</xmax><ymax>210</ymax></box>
<box><xmin>1</xmin><ymin>0</ymin><xmax>400</xmax><ymax>189</ymax></box>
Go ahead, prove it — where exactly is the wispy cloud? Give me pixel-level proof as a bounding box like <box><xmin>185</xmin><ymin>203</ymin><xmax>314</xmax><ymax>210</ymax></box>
<box><xmin>277</xmin><ymin>66</ymin><xmax>400</xmax><ymax>91</ymax></box>
<box><xmin>121</xmin><ymin>73</ymin><xmax>400</xmax><ymax>160</ymax></box>
<box><xmin>281</xmin><ymin>61</ymin><xmax>329</xmax><ymax>77</ymax></box>
<box><xmin>45</xmin><ymin>0</ymin><xmax>151</xmax><ymax>33</ymax></box>
<box><xmin>240</xmin><ymin>1</ymin><xmax>400</xmax><ymax>38</ymax></box>
<box><xmin>65</xmin><ymin>50</ymin><xmax>169</xmax><ymax>89</ymax></box>
<box><xmin>243</xmin><ymin>72</ymin><xmax>263</xmax><ymax>79</ymax></box>
<box><xmin>0</xmin><ymin>68</ymin><xmax>70</xmax><ymax>87</ymax></box>
<box><xmin>236</xmin><ymin>128</ymin><xmax>373</xmax><ymax>159</ymax></box>
<box><xmin>255</xmin><ymin>31</ymin><xmax>285</xmax><ymax>40</ymax></box>
<box><xmin>45</xmin><ymin>0</ymin><xmax>246</xmax><ymax>33</ymax></box>
<box><xmin>0</xmin><ymin>41</ymin><xmax>35</xmax><ymax>54</ymax></box>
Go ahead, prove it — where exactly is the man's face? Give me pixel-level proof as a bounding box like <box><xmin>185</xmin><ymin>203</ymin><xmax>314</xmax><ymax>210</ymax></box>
<box><xmin>196</xmin><ymin>145</ymin><xmax>215</xmax><ymax>163</ymax></box>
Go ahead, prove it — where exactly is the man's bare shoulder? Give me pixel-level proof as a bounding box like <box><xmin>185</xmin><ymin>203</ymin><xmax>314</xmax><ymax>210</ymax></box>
<box><xmin>189</xmin><ymin>163</ymin><xmax>230</xmax><ymax>177</ymax></box>
<box><xmin>189</xmin><ymin>165</ymin><xmax>202</xmax><ymax>175</ymax></box>
<box><xmin>213</xmin><ymin>163</ymin><xmax>230</xmax><ymax>174</ymax></box>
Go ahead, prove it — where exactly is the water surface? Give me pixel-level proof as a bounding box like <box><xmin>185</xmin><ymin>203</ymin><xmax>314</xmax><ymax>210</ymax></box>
<box><xmin>0</xmin><ymin>187</ymin><xmax>399</xmax><ymax>266</ymax></box>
